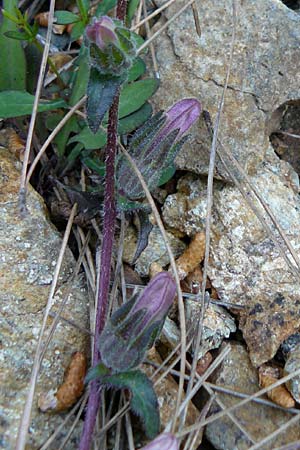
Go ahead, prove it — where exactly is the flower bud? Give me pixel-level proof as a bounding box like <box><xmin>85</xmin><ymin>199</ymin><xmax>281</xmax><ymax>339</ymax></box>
<box><xmin>116</xmin><ymin>98</ymin><xmax>202</xmax><ymax>200</ymax></box>
<box><xmin>140</xmin><ymin>432</ymin><xmax>179</xmax><ymax>450</ymax></box>
<box><xmin>85</xmin><ymin>16</ymin><xmax>117</xmax><ymax>51</ymax></box>
<box><xmin>99</xmin><ymin>272</ymin><xmax>176</xmax><ymax>372</ymax></box>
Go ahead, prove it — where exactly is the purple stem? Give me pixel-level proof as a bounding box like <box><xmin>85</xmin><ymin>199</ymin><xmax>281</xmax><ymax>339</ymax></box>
<box><xmin>79</xmin><ymin>2</ymin><xmax>127</xmax><ymax>448</ymax></box>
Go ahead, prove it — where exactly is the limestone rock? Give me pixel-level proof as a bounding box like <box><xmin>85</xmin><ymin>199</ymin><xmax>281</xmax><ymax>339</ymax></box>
<box><xmin>123</xmin><ymin>225</ymin><xmax>186</xmax><ymax>276</ymax></box>
<box><xmin>151</xmin><ymin>0</ymin><xmax>300</xmax><ymax>179</ymax></box>
<box><xmin>0</xmin><ymin>149</ymin><xmax>88</xmax><ymax>449</ymax></box>
<box><xmin>284</xmin><ymin>345</ymin><xmax>300</xmax><ymax>403</ymax></box>
<box><xmin>209</xmin><ymin>156</ymin><xmax>300</xmax><ymax>367</ymax></box>
<box><xmin>142</xmin><ymin>348</ymin><xmax>201</xmax><ymax>449</ymax></box>
<box><xmin>185</xmin><ymin>300</ymin><xmax>236</xmax><ymax>359</ymax></box>
<box><xmin>205</xmin><ymin>343</ymin><xmax>300</xmax><ymax>450</ymax></box>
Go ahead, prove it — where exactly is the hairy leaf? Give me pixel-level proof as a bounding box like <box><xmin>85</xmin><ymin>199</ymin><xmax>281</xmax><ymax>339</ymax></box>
<box><xmin>86</xmin><ymin>67</ymin><xmax>123</xmax><ymax>133</ymax></box>
<box><xmin>119</xmin><ymin>79</ymin><xmax>159</xmax><ymax>119</ymax></box>
<box><xmin>96</xmin><ymin>0</ymin><xmax>118</xmax><ymax>16</ymax></box>
<box><xmin>54</xmin><ymin>11</ymin><xmax>81</xmax><ymax>24</ymax></box>
<box><xmin>0</xmin><ymin>91</ymin><xmax>67</xmax><ymax>118</ymax></box>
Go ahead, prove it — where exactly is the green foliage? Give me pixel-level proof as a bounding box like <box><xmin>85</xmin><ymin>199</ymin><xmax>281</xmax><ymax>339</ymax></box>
<box><xmin>54</xmin><ymin>11</ymin><xmax>81</xmax><ymax>25</ymax></box>
<box><xmin>86</xmin><ymin>368</ymin><xmax>160</xmax><ymax>439</ymax></box>
<box><xmin>0</xmin><ymin>91</ymin><xmax>67</xmax><ymax>118</ymax></box>
<box><xmin>96</xmin><ymin>0</ymin><xmax>118</xmax><ymax>16</ymax></box>
<box><xmin>0</xmin><ymin>0</ymin><xmax>26</xmax><ymax>91</ymax></box>
<box><xmin>127</xmin><ymin>0</ymin><xmax>141</xmax><ymax>24</ymax></box>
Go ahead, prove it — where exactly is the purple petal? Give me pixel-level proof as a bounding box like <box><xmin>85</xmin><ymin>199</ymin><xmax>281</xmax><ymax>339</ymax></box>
<box><xmin>131</xmin><ymin>272</ymin><xmax>176</xmax><ymax>329</ymax></box>
<box><xmin>163</xmin><ymin>98</ymin><xmax>202</xmax><ymax>140</ymax></box>
<box><xmin>140</xmin><ymin>432</ymin><xmax>179</xmax><ymax>450</ymax></box>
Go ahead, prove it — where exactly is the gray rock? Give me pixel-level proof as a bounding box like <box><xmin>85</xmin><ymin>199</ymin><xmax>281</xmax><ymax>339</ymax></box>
<box><xmin>205</xmin><ymin>343</ymin><xmax>300</xmax><ymax>450</ymax></box>
<box><xmin>151</xmin><ymin>0</ymin><xmax>300</xmax><ymax>179</ymax></box>
<box><xmin>0</xmin><ymin>149</ymin><xmax>88</xmax><ymax>449</ymax></box>
<box><xmin>284</xmin><ymin>345</ymin><xmax>300</xmax><ymax>403</ymax></box>
<box><xmin>185</xmin><ymin>300</ymin><xmax>236</xmax><ymax>359</ymax></box>
<box><xmin>123</xmin><ymin>225</ymin><xmax>186</xmax><ymax>276</ymax></box>
<box><xmin>209</xmin><ymin>156</ymin><xmax>300</xmax><ymax>367</ymax></box>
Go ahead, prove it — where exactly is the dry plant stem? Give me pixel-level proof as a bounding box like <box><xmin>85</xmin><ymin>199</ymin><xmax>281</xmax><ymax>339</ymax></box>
<box><xmin>183</xmin><ymin>0</ymin><xmax>237</xmax><ymax>431</ymax></box>
<box><xmin>142</xmin><ymin>0</ymin><xmax>159</xmax><ymax>77</ymax></box>
<box><xmin>25</xmin><ymin>96</ymin><xmax>86</xmax><ymax>186</ymax></box>
<box><xmin>120</xmin><ymin>146</ymin><xmax>187</xmax><ymax>434</ymax></box>
<box><xmin>15</xmin><ymin>203</ymin><xmax>77</xmax><ymax>450</ymax></box>
<box><xmin>177</xmin><ymin>365</ymin><xmax>300</xmax><ymax>438</ymax></box>
<box><xmin>182</xmin><ymin>395</ymin><xmax>215</xmax><ymax>450</ymax></box>
<box><xmin>131</xmin><ymin>0</ymin><xmax>177</xmax><ymax>31</ymax></box>
<box><xmin>19</xmin><ymin>0</ymin><xmax>56</xmax><ymax>213</ymax></box>
<box><xmin>57</xmin><ymin>395</ymin><xmax>88</xmax><ymax>450</ymax></box>
<box><xmin>275</xmin><ymin>441</ymin><xmax>300</xmax><ymax>450</ymax></box>
<box><xmin>248</xmin><ymin>412</ymin><xmax>300</xmax><ymax>450</ymax></box>
<box><xmin>40</xmin><ymin>393</ymin><xmax>88</xmax><ymax>450</ymax></box>
<box><xmin>137</xmin><ymin>0</ymin><xmax>198</xmax><ymax>54</ymax></box>
<box><xmin>205</xmin><ymin>382</ymin><xmax>300</xmax><ymax>415</ymax></box>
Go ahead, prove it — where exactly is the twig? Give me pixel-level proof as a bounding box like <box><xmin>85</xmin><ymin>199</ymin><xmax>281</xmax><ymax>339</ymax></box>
<box><xmin>19</xmin><ymin>0</ymin><xmax>56</xmax><ymax>214</ymax></box>
<box><xmin>15</xmin><ymin>203</ymin><xmax>77</xmax><ymax>450</ymax></box>
<box><xmin>131</xmin><ymin>0</ymin><xmax>177</xmax><ymax>31</ymax></box>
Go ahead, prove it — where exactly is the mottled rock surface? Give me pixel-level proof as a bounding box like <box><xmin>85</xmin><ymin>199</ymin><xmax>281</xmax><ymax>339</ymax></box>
<box><xmin>0</xmin><ymin>149</ymin><xmax>88</xmax><ymax>449</ymax></box>
<box><xmin>123</xmin><ymin>225</ymin><xmax>186</xmax><ymax>276</ymax></box>
<box><xmin>152</xmin><ymin>0</ymin><xmax>300</xmax><ymax>179</ymax></box>
<box><xmin>153</xmin><ymin>0</ymin><xmax>300</xmax><ymax>367</ymax></box>
<box><xmin>205</xmin><ymin>343</ymin><xmax>300</xmax><ymax>450</ymax></box>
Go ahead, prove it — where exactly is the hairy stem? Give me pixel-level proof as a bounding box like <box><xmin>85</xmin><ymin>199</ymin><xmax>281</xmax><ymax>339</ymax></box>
<box><xmin>79</xmin><ymin>2</ymin><xmax>127</xmax><ymax>448</ymax></box>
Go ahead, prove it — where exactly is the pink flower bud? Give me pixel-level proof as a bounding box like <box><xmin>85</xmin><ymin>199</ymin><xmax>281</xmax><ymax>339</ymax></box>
<box><xmin>140</xmin><ymin>432</ymin><xmax>179</xmax><ymax>450</ymax></box>
<box><xmin>86</xmin><ymin>16</ymin><xmax>117</xmax><ymax>51</ymax></box>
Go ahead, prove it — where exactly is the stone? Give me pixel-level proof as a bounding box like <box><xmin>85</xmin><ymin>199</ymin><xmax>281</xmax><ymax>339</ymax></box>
<box><xmin>209</xmin><ymin>155</ymin><xmax>300</xmax><ymax>367</ymax></box>
<box><xmin>185</xmin><ymin>300</ymin><xmax>236</xmax><ymax>359</ymax></box>
<box><xmin>151</xmin><ymin>0</ymin><xmax>300</xmax><ymax>179</ymax></box>
<box><xmin>205</xmin><ymin>343</ymin><xmax>300</xmax><ymax>450</ymax></box>
<box><xmin>284</xmin><ymin>345</ymin><xmax>300</xmax><ymax>403</ymax></box>
<box><xmin>0</xmin><ymin>149</ymin><xmax>89</xmax><ymax>449</ymax></box>
<box><xmin>142</xmin><ymin>348</ymin><xmax>201</xmax><ymax>449</ymax></box>
<box><xmin>123</xmin><ymin>224</ymin><xmax>186</xmax><ymax>277</ymax></box>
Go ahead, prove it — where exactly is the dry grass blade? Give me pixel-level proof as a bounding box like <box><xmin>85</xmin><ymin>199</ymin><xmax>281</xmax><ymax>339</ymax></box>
<box><xmin>182</xmin><ymin>395</ymin><xmax>215</xmax><ymax>450</ymax></box>
<box><xmin>184</xmin><ymin>0</ymin><xmax>237</xmax><ymax>431</ymax></box>
<box><xmin>131</xmin><ymin>0</ymin><xmax>177</xmax><ymax>31</ymax></box>
<box><xmin>137</xmin><ymin>0</ymin><xmax>198</xmax><ymax>55</ymax></box>
<box><xmin>57</xmin><ymin>395</ymin><xmax>88</xmax><ymax>450</ymax></box>
<box><xmin>39</xmin><ymin>393</ymin><xmax>88</xmax><ymax>450</ymax></box>
<box><xmin>275</xmin><ymin>441</ymin><xmax>300</xmax><ymax>450</ymax></box>
<box><xmin>15</xmin><ymin>203</ymin><xmax>77</xmax><ymax>450</ymax></box>
<box><xmin>248</xmin><ymin>413</ymin><xmax>300</xmax><ymax>450</ymax></box>
<box><xmin>177</xmin><ymin>365</ymin><xmax>300</xmax><ymax>437</ymax></box>
<box><xmin>25</xmin><ymin>96</ymin><xmax>86</xmax><ymax>186</ymax></box>
<box><xmin>19</xmin><ymin>0</ymin><xmax>56</xmax><ymax>213</ymax></box>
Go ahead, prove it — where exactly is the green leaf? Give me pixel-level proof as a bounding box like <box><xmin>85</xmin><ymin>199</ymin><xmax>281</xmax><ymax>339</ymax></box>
<box><xmin>54</xmin><ymin>11</ymin><xmax>81</xmax><ymax>25</ymax></box>
<box><xmin>70</xmin><ymin>20</ymin><xmax>85</xmax><ymax>41</ymax></box>
<box><xmin>86</xmin><ymin>68</ymin><xmax>123</xmax><ymax>133</ymax></box>
<box><xmin>0</xmin><ymin>0</ymin><xmax>26</xmax><ymax>91</ymax></box>
<box><xmin>0</xmin><ymin>91</ymin><xmax>67</xmax><ymax>118</ymax></box>
<box><xmin>67</xmin><ymin>142</ymin><xmax>84</xmax><ymax>163</ymax></box>
<box><xmin>88</xmin><ymin>368</ymin><xmax>160</xmax><ymax>438</ymax></box>
<box><xmin>158</xmin><ymin>164</ymin><xmax>176</xmax><ymax>186</ymax></box>
<box><xmin>68</xmin><ymin>125</ymin><xmax>107</xmax><ymax>149</ymax></box>
<box><xmin>69</xmin><ymin>47</ymin><xmax>90</xmax><ymax>106</ymax></box>
<box><xmin>127</xmin><ymin>57</ymin><xmax>146</xmax><ymax>82</ymax></box>
<box><xmin>54</xmin><ymin>116</ymin><xmax>79</xmax><ymax>157</ymax></box>
<box><xmin>118</xmin><ymin>102</ymin><xmax>152</xmax><ymax>135</ymax></box>
<box><xmin>96</xmin><ymin>0</ymin><xmax>118</xmax><ymax>15</ymax></box>
<box><xmin>119</xmin><ymin>79</ymin><xmax>159</xmax><ymax>119</ymax></box>
<box><xmin>127</xmin><ymin>0</ymin><xmax>140</xmax><ymax>24</ymax></box>
<box><xmin>77</xmin><ymin>0</ymin><xmax>89</xmax><ymax>24</ymax></box>
<box><xmin>81</xmin><ymin>157</ymin><xmax>106</xmax><ymax>176</ymax></box>
<box><xmin>4</xmin><ymin>30</ymin><xmax>30</xmax><ymax>40</ymax></box>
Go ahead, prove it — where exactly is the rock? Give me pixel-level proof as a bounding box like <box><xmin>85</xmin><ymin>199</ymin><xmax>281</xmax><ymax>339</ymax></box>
<box><xmin>123</xmin><ymin>225</ymin><xmax>186</xmax><ymax>276</ymax></box>
<box><xmin>209</xmin><ymin>156</ymin><xmax>300</xmax><ymax>367</ymax></box>
<box><xmin>162</xmin><ymin>173</ymin><xmax>223</xmax><ymax>236</ymax></box>
<box><xmin>284</xmin><ymin>345</ymin><xmax>300</xmax><ymax>403</ymax></box>
<box><xmin>0</xmin><ymin>149</ymin><xmax>89</xmax><ymax>449</ymax></box>
<box><xmin>185</xmin><ymin>300</ymin><xmax>236</xmax><ymax>359</ymax></box>
<box><xmin>205</xmin><ymin>343</ymin><xmax>300</xmax><ymax>450</ymax></box>
<box><xmin>142</xmin><ymin>348</ymin><xmax>201</xmax><ymax>449</ymax></box>
<box><xmin>151</xmin><ymin>0</ymin><xmax>300</xmax><ymax>179</ymax></box>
